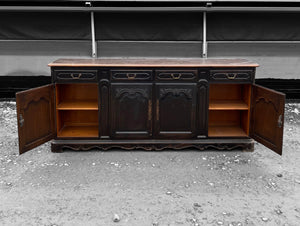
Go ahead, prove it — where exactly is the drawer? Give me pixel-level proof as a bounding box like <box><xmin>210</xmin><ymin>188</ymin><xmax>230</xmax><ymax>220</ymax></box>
<box><xmin>54</xmin><ymin>70</ymin><xmax>98</xmax><ymax>82</ymax></box>
<box><xmin>111</xmin><ymin>70</ymin><xmax>152</xmax><ymax>81</ymax></box>
<box><xmin>210</xmin><ymin>70</ymin><xmax>253</xmax><ymax>83</ymax></box>
<box><xmin>156</xmin><ymin>70</ymin><xmax>197</xmax><ymax>81</ymax></box>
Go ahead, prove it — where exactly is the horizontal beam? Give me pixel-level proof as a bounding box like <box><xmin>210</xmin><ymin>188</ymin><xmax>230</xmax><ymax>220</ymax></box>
<box><xmin>2</xmin><ymin>40</ymin><xmax>300</xmax><ymax>44</ymax></box>
<box><xmin>1</xmin><ymin>6</ymin><xmax>300</xmax><ymax>12</ymax></box>
<box><xmin>208</xmin><ymin>41</ymin><xmax>300</xmax><ymax>44</ymax></box>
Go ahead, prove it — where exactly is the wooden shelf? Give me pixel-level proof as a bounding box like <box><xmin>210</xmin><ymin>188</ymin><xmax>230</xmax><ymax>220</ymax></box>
<box><xmin>57</xmin><ymin>101</ymin><xmax>98</xmax><ymax>110</ymax></box>
<box><xmin>208</xmin><ymin>125</ymin><xmax>248</xmax><ymax>137</ymax></box>
<box><xmin>209</xmin><ymin>100</ymin><xmax>248</xmax><ymax>110</ymax></box>
<box><xmin>58</xmin><ymin>124</ymin><xmax>98</xmax><ymax>138</ymax></box>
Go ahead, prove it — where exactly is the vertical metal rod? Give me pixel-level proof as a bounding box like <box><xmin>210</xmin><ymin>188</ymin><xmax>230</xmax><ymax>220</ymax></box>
<box><xmin>91</xmin><ymin>11</ymin><xmax>97</xmax><ymax>58</ymax></box>
<box><xmin>202</xmin><ymin>11</ymin><xmax>207</xmax><ymax>58</ymax></box>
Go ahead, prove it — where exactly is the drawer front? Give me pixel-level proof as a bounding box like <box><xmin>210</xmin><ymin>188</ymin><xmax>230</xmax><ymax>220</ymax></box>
<box><xmin>156</xmin><ymin>70</ymin><xmax>197</xmax><ymax>81</ymax></box>
<box><xmin>210</xmin><ymin>70</ymin><xmax>253</xmax><ymax>83</ymax></box>
<box><xmin>54</xmin><ymin>70</ymin><xmax>97</xmax><ymax>82</ymax></box>
<box><xmin>111</xmin><ymin>70</ymin><xmax>152</xmax><ymax>81</ymax></box>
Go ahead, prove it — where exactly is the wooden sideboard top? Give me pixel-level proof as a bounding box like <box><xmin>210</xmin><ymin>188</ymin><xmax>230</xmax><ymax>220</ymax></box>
<box><xmin>48</xmin><ymin>58</ymin><xmax>259</xmax><ymax>67</ymax></box>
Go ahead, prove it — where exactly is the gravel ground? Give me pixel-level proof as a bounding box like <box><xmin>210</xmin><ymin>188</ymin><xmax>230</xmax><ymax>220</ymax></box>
<box><xmin>0</xmin><ymin>100</ymin><xmax>299</xmax><ymax>226</ymax></box>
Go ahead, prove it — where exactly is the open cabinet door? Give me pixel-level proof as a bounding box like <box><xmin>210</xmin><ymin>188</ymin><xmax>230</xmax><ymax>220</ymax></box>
<box><xmin>16</xmin><ymin>84</ymin><xmax>55</xmax><ymax>155</ymax></box>
<box><xmin>250</xmin><ymin>84</ymin><xmax>285</xmax><ymax>155</ymax></box>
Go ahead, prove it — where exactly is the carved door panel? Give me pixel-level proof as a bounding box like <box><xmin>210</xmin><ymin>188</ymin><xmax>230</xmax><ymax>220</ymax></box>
<box><xmin>16</xmin><ymin>84</ymin><xmax>55</xmax><ymax>155</ymax></box>
<box><xmin>250</xmin><ymin>85</ymin><xmax>285</xmax><ymax>155</ymax></box>
<box><xmin>110</xmin><ymin>83</ymin><xmax>152</xmax><ymax>138</ymax></box>
<box><xmin>155</xmin><ymin>83</ymin><xmax>197</xmax><ymax>138</ymax></box>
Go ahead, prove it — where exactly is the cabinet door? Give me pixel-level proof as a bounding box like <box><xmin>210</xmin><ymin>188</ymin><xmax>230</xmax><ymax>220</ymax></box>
<box><xmin>16</xmin><ymin>84</ymin><xmax>55</xmax><ymax>154</ymax></box>
<box><xmin>110</xmin><ymin>83</ymin><xmax>152</xmax><ymax>138</ymax></box>
<box><xmin>250</xmin><ymin>84</ymin><xmax>285</xmax><ymax>155</ymax></box>
<box><xmin>155</xmin><ymin>83</ymin><xmax>197</xmax><ymax>138</ymax></box>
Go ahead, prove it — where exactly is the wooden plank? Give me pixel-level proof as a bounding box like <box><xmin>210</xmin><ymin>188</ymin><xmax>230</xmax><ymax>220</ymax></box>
<box><xmin>57</xmin><ymin>100</ymin><xmax>98</xmax><ymax>110</ymax></box>
<box><xmin>251</xmin><ymin>84</ymin><xmax>285</xmax><ymax>155</ymax></box>
<box><xmin>58</xmin><ymin>124</ymin><xmax>99</xmax><ymax>138</ymax></box>
<box><xmin>208</xmin><ymin>125</ymin><xmax>248</xmax><ymax>137</ymax></box>
<box><xmin>48</xmin><ymin>58</ymin><xmax>259</xmax><ymax>67</ymax></box>
<box><xmin>16</xmin><ymin>84</ymin><xmax>55</xmax><ymax>154</ymax></box>
<box><xmin>209</xmin><ymin>100</ymin><xmax>248</xmax><ymax>110</ymax></box>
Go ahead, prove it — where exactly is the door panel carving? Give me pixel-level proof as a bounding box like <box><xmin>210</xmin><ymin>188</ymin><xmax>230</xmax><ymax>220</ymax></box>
<box><xmin>111</xmin><ymin>83</ymin><xmax>152</xmax><ymax>138</ymax></box>
<box><xmin>155</xmin><ymin>83</ymin><xmax>197</xmax><ymax>138</ymax></box>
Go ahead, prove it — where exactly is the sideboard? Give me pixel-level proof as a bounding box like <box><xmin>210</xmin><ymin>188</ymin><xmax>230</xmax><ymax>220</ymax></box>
<box><xmin>16</xmin><ymin>58</ymin><xmax>285</xmax><ymax>155</ymax></box>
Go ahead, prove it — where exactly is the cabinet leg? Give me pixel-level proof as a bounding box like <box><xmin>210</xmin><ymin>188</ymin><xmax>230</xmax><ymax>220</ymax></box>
<box><xmin>51</xmin><ymin>143</ymin><xmax>64</xmax><ymax>153</ymax></box>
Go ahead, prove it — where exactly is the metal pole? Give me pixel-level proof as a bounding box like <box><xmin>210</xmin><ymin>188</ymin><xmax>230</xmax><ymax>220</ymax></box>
<box><xmin>91</xmin><ymin>11</ymin><xmax>97</xmax><ymax>58</ymax></box>
<box><xmin>202</xmin><ymin>11</ymin><xmax>207</xmax><ymax>58</ymax></box>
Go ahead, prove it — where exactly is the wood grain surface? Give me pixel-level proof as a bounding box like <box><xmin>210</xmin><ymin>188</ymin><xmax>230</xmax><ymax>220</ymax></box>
<box><xmin>48</xmin><ymin>58</ymin><xmax>259</xmax><ymax>67</ymax></box>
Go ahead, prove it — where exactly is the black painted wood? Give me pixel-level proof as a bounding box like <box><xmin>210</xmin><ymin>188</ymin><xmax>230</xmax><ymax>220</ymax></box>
<box><xmin>51</xmin><ymin>138</ymin><xmax>255</xmax><ymax>153</ymax></box>
<box><xmin>154</xmin><ymin>83</ymin><xmax>197</xmax><ymax>138</ymax></box>
<box><xmin>197</xmin><ymin>79</ymin><xmax>209</xmax><ymax>138</ymax></box>
<box><xmin>110</xmin><ymin>83</ymin><xmax>153</xmax><ymax>138</ymax></box>
<box><xmin>3</xmin><ymin>76</ymin><xmax>299</xmax><ymax>99</ymax></box>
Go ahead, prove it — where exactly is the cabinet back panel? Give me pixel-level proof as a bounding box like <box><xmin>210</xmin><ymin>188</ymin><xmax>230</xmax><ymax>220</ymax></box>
<box><xmin>56</xmin><ymin>84</ymin><xmax>98</xmax><ymax>104</ymax></box>
<box><xmin>59</xmin><ymin>110</ymin><xmax>98</xmax><ymax>124</ymax></box>
<box><xmin>209</xmin><ymin>110</ymin><xmax>241</xmax><ymax>126</ymax></box>
<box><xmin>210</xmin><ymin>84</ymin><xmax>251</xmax><ymax>102</ymax></box>
<box><xmin>57</xmin><ymin>110</ymin><xmax>99</xmax><ymax>135</ymax></box>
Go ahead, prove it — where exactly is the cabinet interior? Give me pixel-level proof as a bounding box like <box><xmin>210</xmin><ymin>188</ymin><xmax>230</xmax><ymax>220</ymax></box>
<box><xmin>56</xmin><ymin>84</ymin><xmax>99</xmax><ymax>137</ymax></box>
<box><xmin>209</xmin><ymin>84</ymin><xmax>251</xmax><ymax>137</ymax></box>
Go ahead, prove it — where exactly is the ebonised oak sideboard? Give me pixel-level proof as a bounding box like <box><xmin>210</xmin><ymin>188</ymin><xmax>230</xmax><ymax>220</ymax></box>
<box><xmin>16</xmin><ymin>58</ymin><xmax>285</xmax><ymax>155</ymax></box>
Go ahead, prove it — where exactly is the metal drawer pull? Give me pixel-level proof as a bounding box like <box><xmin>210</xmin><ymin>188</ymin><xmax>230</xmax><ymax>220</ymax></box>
<box><xmin>170</xmin><ymin>73</ymin><xmax>182</xmax><ymax>80</ymax></box>
<box><xmin>126</xmin><ymin>73</ymin><xmax>137</xmax><ymax>79</ymax></box>
<box><xmin>278</xmin><ymin>115</ymin><xmax>283</xmax><ymax>128</ymax></box>
<box><xmin>19</xmin><ymin>114</ymin><xmax>24</xmax><ymax>127</ymax></box>
<box><xmin>70</xmin><ymin>73</ymin><xmax>82</xmax><ymax>79</ymax></box>
<box><xmin>227</xmin><ymin>73</ymin><xmax>237</xmax><ymax>79</ymax></box>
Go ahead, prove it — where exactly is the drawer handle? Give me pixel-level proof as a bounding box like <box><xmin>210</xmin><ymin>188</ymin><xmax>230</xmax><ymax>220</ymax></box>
<box><xmin>227</xmin><ymin>73</ymin><xmax>237</xmax><ymax>79</ymax></box>
<box><xmin>278</xmin><ymin>114</ymin><xmax>283</xmax><ymax>128</ymax></box>
<box><xmin>170</xmin><ymin>73</ymin><xmax>182</xmax><ymax>80</ymax></box>
<box><xmin>148</xmin><ymin>100</ymin><xmax>152</xmax><ymax>121</ymax></box>
<box><xmin>19</xmin><ymin>114</ymin><xmax>24</xmax><ymax>127</ymax></box>
<box><xmin>126</xmin><ymin>73</ymin><xmax>137</xmax><ymax>79</ymax></box>
<box><xmin>70</xmin><ymin>73</ymin><xmax>82</xmax><ymax>79</ymax></box>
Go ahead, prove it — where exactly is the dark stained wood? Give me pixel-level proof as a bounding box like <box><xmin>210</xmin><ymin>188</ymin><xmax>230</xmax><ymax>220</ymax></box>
<box><xmin>197</xmin><ymin>79</ymin><xmax>209</xmax><ymax>138</ymax></box>
<box><xmin>156</xmin><ymin>70</ymin><xmax>197</xmax><ymax>81</ymax></box>
<box><xmin>51</xmin><ymin>138</ymin><xmax>254</xmax><ymax>153</ymax></box>
<box><xmin>155</xmin><ymin>83</ymin><xmax>197</xmax><ymax>138</ymax></box>
<box><xmin>53</xmin><ymin>70</ymin><xmax>98</xmax><ymax>83</ymax></box>
<box><xmin>48</xmin><ymin>58</ymin><xmax>259</xmax><ymax>68</ymax></box>
<box><xmin>250</xmin><ymin>84</ymin><xmax>285</xmax><ymax>155</ymax></box>
<box><xmin>111</xmin><ymin>70</ymin><xmax>152</xmax><ymax>81</ymax></box>
<box><xmin>110</xmin><ymin>83</ymin><xmax>152</xmax><ymax>138</ymax></box>
<box><xmin>209</xmin><ymin>69</ymin><xmax>254</xmax><ymax>83</ymax></box>
<box><xmin>99</xmin><ymin>78</ymin><xmax>110</xmax><ymax>139</ymax></box>
<box><xmin>16</xmin><ymin>84</ymin><xmax>55</xmax><ymax>154</ymax></box>
<box><xmin>15</xmin><ymin>58</ymin><xmax>289</xmax><ymax>156</ymax></box>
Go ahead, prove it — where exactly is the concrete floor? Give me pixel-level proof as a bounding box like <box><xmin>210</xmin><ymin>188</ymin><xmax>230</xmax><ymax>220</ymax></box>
<box><xmin>0</xmin><ymin>101</ymin><xmax>299</xmax><ymax>226</ymax></box>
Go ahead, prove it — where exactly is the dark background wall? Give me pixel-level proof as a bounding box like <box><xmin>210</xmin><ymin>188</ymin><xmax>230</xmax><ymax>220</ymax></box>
<box><xmin>0</xmin><ymin>11</ymin><xmax>300</xmax><ymax>79</ymax></box>
<box><xmin>0</xmin><ymin>1</ymin><xmax>300</xmax><ymax>98</ymax></box>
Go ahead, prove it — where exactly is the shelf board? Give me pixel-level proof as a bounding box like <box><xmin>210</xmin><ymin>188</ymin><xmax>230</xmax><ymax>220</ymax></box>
<box><xmin>57</xmin><ymin>101</ymin><xmax>98</xmax><ymax>110</ymax></box>
<box><xmin>208</xmin><ymin>125</ymin><xmax>248</xmax><ymax>137</ymax></box>
<box><xmin>58</xmin><ymin>124</ymin><xmax>99</xmax><ymax>138</ymax></box>
<box><xmin>209</xmin><ymin>100</ymin><xmax>249</xmax><ymax>110</ymax></box>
